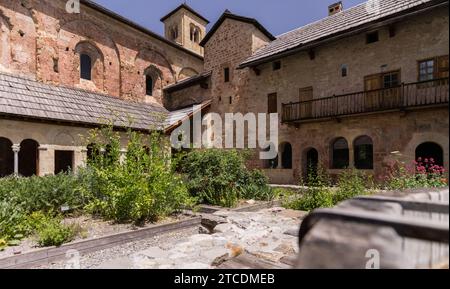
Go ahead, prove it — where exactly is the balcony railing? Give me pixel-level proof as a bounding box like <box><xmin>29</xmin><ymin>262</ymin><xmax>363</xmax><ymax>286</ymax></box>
<box><xmin>282</xmin><ymin>78</ymin><xmax>449</xmax><ymax>123</ymax></box>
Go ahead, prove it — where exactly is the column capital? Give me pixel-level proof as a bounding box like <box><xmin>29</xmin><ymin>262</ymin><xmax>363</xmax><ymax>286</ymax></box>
<box><xmin>12</xmin><ymin>144</ymin><xmax>20</xmax><ymax>152</ymax></box>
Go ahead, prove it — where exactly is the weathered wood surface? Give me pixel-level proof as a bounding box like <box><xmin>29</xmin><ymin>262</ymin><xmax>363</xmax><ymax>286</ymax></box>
<box><xmin>295</xmin><ymin>188</ymin><xmax>449</xmax><ymax>269</ymax></box>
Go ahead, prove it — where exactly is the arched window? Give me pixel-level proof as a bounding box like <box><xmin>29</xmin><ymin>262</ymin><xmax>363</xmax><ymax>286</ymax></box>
<box><xmin>190</xmin><ymin>25</ymin><xmax>200</xmax><ymax>43</ymax></box>
<box><xmin>80</xmin><ymin>54</ymin><xmax>92</xmax><ymax>80</ymax></box>
<box><xmin>354</xmin><ymin>136</ymin><xmax>374</xmax><ymax>169</ymax></box>
<box><xmin>0</xmin><ymin>137</ymin><xmax>14</xmax><ymax>177</ymax></box>
<box><xmin>263</xmin><ymin>143</ymin><xmax>278</xmax><ymax>169</ymax></box>
<box><xmin>332</xmin><ymin>138</ymin><xmax>349</xmax><ymax>169</ymax></box>
<box><xmin>19</xmin><ymin>139</ymin><xmax>39</xmax><ymax>177</ymax></box>
<box><xmin>146</xmin><ymin>74</ymin><xmax>154</xmax><ymax>96</ymax></box>
<box><xmin>170</xmin><ymin>26</ymin><xmax>178</xmax><ymax>41</ymax></box>
<box><xmin>144</xmin><ymin>65</ymin><xmax>162</xmax><ymax>98</ymax></box>
<box><xmin>280</xmin><ymin>143</ymin><xmax>292</xmax><ymax>169</ymax></box>
<box><xmin>415</xmin><ymin>142</ymin><xmax>444</xmax><ymax>166</ymax></box>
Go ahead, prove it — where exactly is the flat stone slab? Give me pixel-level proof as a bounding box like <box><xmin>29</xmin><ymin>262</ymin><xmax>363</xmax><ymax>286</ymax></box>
<box><xmin>99</xmin><ymin>207</ymin><xmax>303</xmax><ymax>269</ymax></box>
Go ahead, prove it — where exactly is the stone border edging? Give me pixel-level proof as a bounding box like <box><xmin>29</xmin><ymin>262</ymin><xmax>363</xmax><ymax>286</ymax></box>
<box><xmin>0</xmin><ymin>217</ymin><xmax>202</xmax><ymax>269</ymax></box>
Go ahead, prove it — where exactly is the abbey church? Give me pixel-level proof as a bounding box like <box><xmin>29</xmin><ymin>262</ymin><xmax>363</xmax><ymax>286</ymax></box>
<box><xmin>0</xmin><ymin>0</ymin><xmax>448</xmax><ymax>184</ymax></box>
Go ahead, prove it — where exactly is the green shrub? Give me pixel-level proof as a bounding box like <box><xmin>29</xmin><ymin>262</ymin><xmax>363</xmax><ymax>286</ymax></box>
<box><xmin>0</xmin><ymin>200</ymin><xmax>28</xmax><ymax>241</ymax></box>
<box><xmin>82</xmin><ymin>127</ymin><xmax>193</xmax><ymax>224</ymax></box>
<box><xmin>180</xmin><ymin>149</ymin><xmax>273</xmax><ymax>207</ymax></box>
<box><xmin>38</xmin><ymin>221</ymin><xmax>74</xmax><ymax>247</ymax></box>
<box><xmin>0</xmin><ymin>174</ymin><xmax>88</xmax><ymax>214</ymax></box>
<box><xmin>286</xmin><ymin>186</ymin><xmax>334</xmax><ymax>211</ymax></box>
<box><xmin>334</xmin><ymin>170</ymin><xmax>368</xmax><ymax>204</ymax></box>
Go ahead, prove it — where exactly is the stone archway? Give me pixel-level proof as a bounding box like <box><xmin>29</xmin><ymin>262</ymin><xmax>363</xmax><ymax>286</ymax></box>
<box><xmin>416</xmin><ymin>142</ymin><xmax>444</xmax><ymax>166</ymax></box>
<box><xmin>0</xmin><ymin>137</ymin><xmax>14</xmax><ymax>177</ymax></box>
<box><xmin>19</xmin><ymin>139</ymin><xmax>39</xmax><ymax>177</ymax></box>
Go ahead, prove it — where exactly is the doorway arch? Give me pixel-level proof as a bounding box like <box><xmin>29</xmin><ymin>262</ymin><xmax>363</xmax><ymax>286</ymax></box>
<box><xmin>19</xmin><ymin>139</ymin><xmax>39</xmax><ymax>177</ymax></box>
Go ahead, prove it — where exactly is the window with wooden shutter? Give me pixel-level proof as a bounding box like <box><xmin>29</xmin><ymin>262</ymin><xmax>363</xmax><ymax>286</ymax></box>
<box><xmin>299</xmin><ymin>87</ymin><xmax>313</xmax><ymax>118</ymax></box>
<box><xmin>268</xmin><ymin>93</ymin><xmax>278</xmax><ymax>114</ymax></box>
<box><xmin>437</xmin><ymin>55</ymin><xmax>449</xmax><ymax>78</ymax></box>
<box><xmin>418</xmin><ymin>55</ymin><xmax>449</xmax><ymax>81</ymax></box>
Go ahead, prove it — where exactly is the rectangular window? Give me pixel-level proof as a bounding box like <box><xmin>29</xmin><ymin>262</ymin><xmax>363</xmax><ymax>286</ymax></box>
<box><xmin>341</xmin><ymin>64</ymin><xmax>348</xmax><ymax>77</ymax></box>
<box><xmin>364</xmin><ymin>71</ymin><xmax>401</xmax><ymax>90</ymax></box>
<box><xmin>382</xmin><ymin>71</ymin><xmax>400</xmax><ymax>88</ymax></box>
<box><xmin>55</xmin><ymin>151</ymin><xmax>74</xmax><ymax>175</ymax></box>
<box><xmin>272</xmin><ymin>61</ymin><xmax>281</xmax><ymax>71</ymax></box>
<box><xmin>224</xmin><ymin>67</ymin><xmax>230</xmax><ymax>83</ymax></box>
<box><xmin>418</xmin><ymin>55</ymin><xmax>449</xmax><ymax>81</ymax></box>
<box><xmin>366</xmin><ymin>31</ymin><xmax>379</xmax><ymax>44</ymax></box>
<box><xmin>268</xmin><ymin>93</ymin><xmax>278</xmax><ymax>114</ymax></box>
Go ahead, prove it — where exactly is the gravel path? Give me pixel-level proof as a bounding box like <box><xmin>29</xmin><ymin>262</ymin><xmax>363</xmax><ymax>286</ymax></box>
<box><xmin>32</xmin><ymin>227</ymin><xmax>198</xmax><ymax>269</ymax></box>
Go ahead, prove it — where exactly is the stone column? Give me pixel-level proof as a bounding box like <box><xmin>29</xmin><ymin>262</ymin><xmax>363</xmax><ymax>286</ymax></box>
<box><xmin>12</xmin><ymin>144</ymin><xmax>20</xmax><ymax>175</ymax></box>
<box><xmin>348</xmin><ymin>146</ymin><xmax>355</xmax><ymax>169</ymax></box>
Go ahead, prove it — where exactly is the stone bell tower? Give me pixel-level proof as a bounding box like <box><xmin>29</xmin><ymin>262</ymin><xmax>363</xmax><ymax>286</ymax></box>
<box><xmin>161</xmin><ymin>3</ymin><xmax>209</xmax><ymax>56</ymax></box>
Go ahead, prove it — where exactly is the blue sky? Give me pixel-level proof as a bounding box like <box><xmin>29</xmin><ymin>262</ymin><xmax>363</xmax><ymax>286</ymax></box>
<box><xmin>92</xmin><ymin>0</ymin><xmax>367</xmax><ymax>36</ymax></box>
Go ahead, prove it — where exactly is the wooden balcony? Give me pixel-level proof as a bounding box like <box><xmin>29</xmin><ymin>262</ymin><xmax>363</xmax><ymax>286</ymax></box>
<box><xmin>282</xmin><ymin>78</ymin><xmax>449</xmax><ymax>123</ymax></box>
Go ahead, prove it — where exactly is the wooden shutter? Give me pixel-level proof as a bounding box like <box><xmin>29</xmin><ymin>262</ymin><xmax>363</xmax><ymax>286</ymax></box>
<box><xmin>299</xmin><ymin>87</ymin><xmax>313</xmax><ymax>118</ymax></box>
<box><xmin>268</xmin><ymin>93</ymin><xmax>278</xmax><ymax>114</ymax></box>
<box><xmin>299</xmin><ymin>86</ymin><xmax>313</xmax><ymax>102</ymax></box>
<box><xmin>436</xmin><ymin>55</ymin><xmax>449</xmax><ymax>78</ymax></box>
<box><xmin>364</xmin><ymin>74</ymin><xmax>382</xmax><ymax>91</ymax></box>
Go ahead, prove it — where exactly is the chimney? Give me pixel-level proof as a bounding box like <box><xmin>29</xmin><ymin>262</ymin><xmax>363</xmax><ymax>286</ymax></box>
<box><xmin>328</xmin><ymin>2</ymin><xmax>343</xmax><ymax>16</ymax></box>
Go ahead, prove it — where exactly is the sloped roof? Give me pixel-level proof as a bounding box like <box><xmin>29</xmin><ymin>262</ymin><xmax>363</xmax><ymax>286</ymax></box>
<box><xmin>0</xmin><ymin>72</ymin><xmax>168</xmax><ymax>131</ymax></box>
<box><xmin>160</xmin><ymin>3</ymin><xmax>209</xmax><ymax>24</ymax></box>
<box><xmin>164</xmin><ymin>71</ymin><xmax>211</xmax><ymax>93</ymax></box>
<box><xmin>200</xmin><ymin>10</ymin><xmax>276</xmax><ymax>47</ymax></box>
<box><xmin>165</xmin><ymin>100</ymin><xmax>212</xmax><ymax>132</ymax></box>
<box><xmin>240</xmin><ymin>0</ymin><xmax>446</xmax><ymax>68</ymax></box>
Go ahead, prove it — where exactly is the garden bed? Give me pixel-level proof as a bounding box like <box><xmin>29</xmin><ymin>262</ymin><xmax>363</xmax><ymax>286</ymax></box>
<box><xmin>0</xmin><ymin>213</ymin><xmax>196</xmax><ymax>263</ymax></box>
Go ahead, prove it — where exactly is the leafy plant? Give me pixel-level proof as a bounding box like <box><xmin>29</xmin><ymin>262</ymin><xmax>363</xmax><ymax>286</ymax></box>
<box><xmin>383</xmin><ymin>158</ymin><xmax>447</xmax><ymax>190</ymax></box>
<box><xmin>81</xmin><ymin>126</ymin><xmax>193</xmax><ymax>224</ymax></box>
<box><xmin>334</xmin><ymin>170</ymin><xmax>368</xmax><ymax>204</ymax></box>
<box><xmin>180</xmin><ymin>149</ymin><xmax>274</xmax><ymax>207</ymax></box>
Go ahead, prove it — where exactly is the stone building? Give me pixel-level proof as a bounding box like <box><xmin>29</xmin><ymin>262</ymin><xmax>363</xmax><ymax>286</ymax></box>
<box><xmin>0</xmin><ymin>0</ymin><xmax>449</xmax><ymax>185</ymax></box>
<box><xmin>166</xmin><ymin>0</ymin><xmax>449</xmax><ymax>184</ymax></box>
<box><xmin>0</xmin><ymin>0</ymin><xmax>208</xmax><ymax>177</ymax></box>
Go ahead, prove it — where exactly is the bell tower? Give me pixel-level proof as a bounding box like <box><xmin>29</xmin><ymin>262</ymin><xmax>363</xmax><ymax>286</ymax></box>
<box><xmin>161</xmin><ymin>3</ymin><xmax>209</xmax><ymax>56</ymax></box>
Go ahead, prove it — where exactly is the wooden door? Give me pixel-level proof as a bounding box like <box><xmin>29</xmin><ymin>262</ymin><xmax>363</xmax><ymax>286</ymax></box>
<box><xmin>364</xmin><ymin>74</ymin><xmax>382</xmax><ymax>111</ymax></box>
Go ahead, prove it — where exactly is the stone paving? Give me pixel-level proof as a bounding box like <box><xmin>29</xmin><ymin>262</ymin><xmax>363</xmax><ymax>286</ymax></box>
<box><xmin>97</xmin><ymin>207</ymin><xmax>306</xmax><ymax>269</ymax></box>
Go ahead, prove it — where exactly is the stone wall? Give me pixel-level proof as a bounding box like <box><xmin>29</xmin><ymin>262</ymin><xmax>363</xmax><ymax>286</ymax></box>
<box><xmin>0</xmin><ymin>0</ymin><xmax>204</xmax><ymax>104</ymax></box>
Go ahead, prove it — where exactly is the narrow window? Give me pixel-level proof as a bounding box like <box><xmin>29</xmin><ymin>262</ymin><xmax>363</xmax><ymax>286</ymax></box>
<box><xmin>273</xmin><ymin>61</ymin><xmax>281</xmax><ymax>71</ymax></box>
<box><xmin>354</xmin><ymin>136</ymin><xmax>374</xmax><ymax>170</ymax></box>
<box><xmin>418</xmin><ymin>59</ymin><xmax>435</xmax><ymax>82</ymax></box>
<box><xmin>224</xmin><ymin>67</ymin><xmax>230</xmax><ymax>83</ymax></box>
<box><xmin>146</xmin><ymin>74</ymin><xmax>154</xmax><ymax>96</ymax></box>
<box><xmin>366</xmin><ymin>31</ymin><xmax>379</xmax><ymax>44</ymax></box>
<box><xmin>229</xmin><ymin>96</ymin><xmax>233</xmax><ymax>105</ymax></box>
<box><xmin>268</xmin><ymin>93</ymin><xmax>278</xmax><ymax>114</ymax></box>
<box><xmin>341</xmin><ymin>64</ymin><xmax>348</xmax><ymax>77</ymax></box>
<box><xmin>80</xmin><ymin>54</ymin><xmax>92</xmax><ymax>80</ymax></box>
